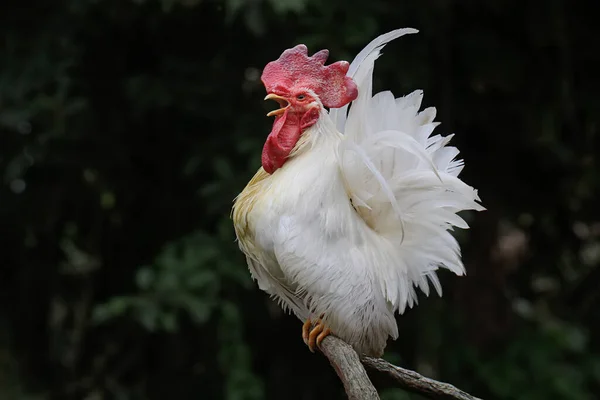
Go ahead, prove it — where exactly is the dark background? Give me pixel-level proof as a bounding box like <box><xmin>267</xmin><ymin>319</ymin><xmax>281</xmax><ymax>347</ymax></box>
<box><xmin>1</xmin><ymin>0</ymin><xmax>599</xmax><ymax>399</ymax></box>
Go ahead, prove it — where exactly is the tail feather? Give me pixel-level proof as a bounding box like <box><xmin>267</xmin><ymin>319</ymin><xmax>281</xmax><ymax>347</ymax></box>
<box><xmin>332</xmin><ymin>29</ymin><xmax>484</xmax><ymax>313</ymax></box>
<box><xmin>330</xmin><ymin>28</ymin><xmax>419</xmax><ymax>133</ymax></box>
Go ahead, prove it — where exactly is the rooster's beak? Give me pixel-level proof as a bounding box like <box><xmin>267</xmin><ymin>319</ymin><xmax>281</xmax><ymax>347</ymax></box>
<box><xmin>265</xmin><ymin>94</ymin><xmax>290</xmax><ymax>117</ymax></box>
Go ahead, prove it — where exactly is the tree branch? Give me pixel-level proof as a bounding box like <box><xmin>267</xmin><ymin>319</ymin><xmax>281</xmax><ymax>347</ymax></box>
<box><xmin>319</xmin><ymin>335</ymin><xmax>380</xmax><ymax>400</ymax></box>
<box><xmin>362</xmin><ymin>356</ymin><xmax>483</xmax><ymax>400</ymax></box>
<box><xmin>319</xmin><ymin>336</ymin><xmax>483</xmax><ymax>400</ymax></box>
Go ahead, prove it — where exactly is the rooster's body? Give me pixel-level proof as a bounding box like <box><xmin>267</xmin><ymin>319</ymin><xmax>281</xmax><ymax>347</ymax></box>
<box><xmin>232</xmin><ymin>28</ymin><xmax>483</xmax><ymax>357</ymax></box>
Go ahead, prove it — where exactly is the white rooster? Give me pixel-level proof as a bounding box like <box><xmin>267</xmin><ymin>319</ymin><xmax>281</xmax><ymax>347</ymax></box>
<box><xmin>232</xmin><ymin>28</ymin><xmax>483</xmax><ymax>357</ymax></box>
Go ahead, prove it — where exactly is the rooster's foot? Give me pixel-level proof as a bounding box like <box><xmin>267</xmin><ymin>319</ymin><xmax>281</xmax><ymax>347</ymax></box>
<box><xmin>302</xmin><ymin>316</ymin><xmax>331</xmax><ymax>353</ymax></box>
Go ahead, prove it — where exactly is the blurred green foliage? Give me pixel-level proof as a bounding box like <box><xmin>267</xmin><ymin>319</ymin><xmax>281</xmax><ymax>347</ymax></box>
<box><xmin>1</xmin><ymin>0</ymin><xmax>599</xmax><ymax>399</ymax></box>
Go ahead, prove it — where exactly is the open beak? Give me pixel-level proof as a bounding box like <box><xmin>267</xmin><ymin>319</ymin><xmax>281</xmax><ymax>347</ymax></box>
<box><xmin>264</xmin><ymin>93</ymin><xmax>290</xmax><ymax>117</ymax></box>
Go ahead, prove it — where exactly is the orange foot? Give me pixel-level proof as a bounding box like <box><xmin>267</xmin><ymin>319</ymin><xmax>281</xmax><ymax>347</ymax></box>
<box><xmin>302</xmin><ymin>316</ymin><xmax>331</xmax><ymax>353</ymax></box>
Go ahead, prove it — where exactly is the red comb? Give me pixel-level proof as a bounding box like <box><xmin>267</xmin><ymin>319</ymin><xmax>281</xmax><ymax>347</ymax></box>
<box><xmin>261</xmin><ymin>45</ymin><xmax>358</xmax><ymax>108</ymax></box>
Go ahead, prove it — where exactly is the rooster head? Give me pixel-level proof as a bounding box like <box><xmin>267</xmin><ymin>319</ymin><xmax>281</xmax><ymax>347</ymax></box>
<box><xmin>260</xmin><ymin>45</ymin><xmax>358</xmax><ymax>174</ymax></box>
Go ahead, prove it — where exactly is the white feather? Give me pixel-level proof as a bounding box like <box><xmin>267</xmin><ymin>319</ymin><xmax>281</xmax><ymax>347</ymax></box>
<box><xmin>330</xmin><ymin>27</ymin><xmax>419</xmax><ymax>133</ymax></box>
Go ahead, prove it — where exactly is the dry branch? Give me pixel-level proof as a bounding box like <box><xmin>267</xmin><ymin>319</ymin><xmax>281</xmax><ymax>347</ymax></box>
<box><xmin>319</xmin><ymin>335</ymin><xmax>380</xmax><ymax>400</ymax></box>
<box><xmin>319</xmin><ymin>335</ymin><xmax>483</xmax><ymax>400</ymax></box>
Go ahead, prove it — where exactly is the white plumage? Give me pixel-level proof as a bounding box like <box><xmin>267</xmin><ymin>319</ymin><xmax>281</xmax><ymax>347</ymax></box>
<box><xmin>232</xmin><ymin>28</ymin><xmax>484</xmax><ymax>356</ymax></box>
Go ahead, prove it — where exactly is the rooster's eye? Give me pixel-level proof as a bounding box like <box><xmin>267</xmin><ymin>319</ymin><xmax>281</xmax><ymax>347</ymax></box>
<box><xmin>297</xmin><ymin>94</ymin><xmax>306</xmax><ymax>101</ymax></box>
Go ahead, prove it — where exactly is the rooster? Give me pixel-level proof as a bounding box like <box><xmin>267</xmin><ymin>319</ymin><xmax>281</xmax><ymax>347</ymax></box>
<box><xmin>232</xmin><ymin>28</ymin><xmax>483</xmax><ymax>357</ymax></box>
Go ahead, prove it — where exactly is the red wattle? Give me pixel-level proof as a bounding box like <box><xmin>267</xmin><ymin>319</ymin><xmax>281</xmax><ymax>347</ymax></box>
<box><xmin>261</xmin><ymin>109</ymin><xmax>302</xmax><ymax>174</ymax></box>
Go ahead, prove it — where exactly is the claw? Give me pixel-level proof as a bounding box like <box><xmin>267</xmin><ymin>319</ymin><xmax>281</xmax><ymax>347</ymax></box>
<box><xmin>308</xmin><ymin>323</ymin><xmax>324</xmax><ymax>352</ymax></box>
<box><xmin>302</xmin><ymin>315</ymin><xmax>331</xmax><ymax>352</ymax></box>
<box><xmin>316</xmin><ymin>327</ymin><xmax>331</xmax><ymax>348</ymax></box>
<box><xmin>302</xmin><ymin>318</ymin><xmax>312</xmax><ymax>345</ymax></box>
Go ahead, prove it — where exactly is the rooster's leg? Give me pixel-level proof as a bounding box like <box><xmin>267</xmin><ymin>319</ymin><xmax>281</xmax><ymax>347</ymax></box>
<box><xmin>302</xmin><ymin>315</ymin><xmax>331</xmax><ymax>352</ymax></box>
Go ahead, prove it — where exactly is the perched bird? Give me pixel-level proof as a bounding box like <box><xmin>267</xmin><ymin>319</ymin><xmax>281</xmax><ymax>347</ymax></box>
<box><xmin>232</xmin><ymin>28</ymin><xmax>484</xmax><ymax>357</ymax></box>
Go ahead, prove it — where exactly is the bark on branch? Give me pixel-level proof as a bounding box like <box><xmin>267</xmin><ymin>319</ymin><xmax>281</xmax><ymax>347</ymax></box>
<box><xmin>319</xmin><ymin>335</ymin><xmax>380</xmax><ymax>400</ymax></box>
<box><xmin>319</xmin><ymin>335</ymin><xmax>483</xmax><ymax>400</ymax></box>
